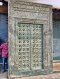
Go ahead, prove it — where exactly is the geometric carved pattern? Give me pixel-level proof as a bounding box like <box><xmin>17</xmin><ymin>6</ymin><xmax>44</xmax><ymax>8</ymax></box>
<box><xmin>9</xmin><ymin>1</ymin><xmax>52</xmax><ymax>78</ymax></box>
<box><xmin>31</xmin><ymin>24</ymin><xmax>43</xmax><ymax>70</ymax></box>
<box><xmin>15</xmin><ymin>23</ymin><xmax>43</xmax><ymax>71</ymax></box>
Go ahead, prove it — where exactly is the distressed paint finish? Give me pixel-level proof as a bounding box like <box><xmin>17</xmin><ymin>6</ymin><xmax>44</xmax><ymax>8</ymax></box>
<box><xmin>8</xmin><ymin>0</ymin><xmax>53</xmax><ymax>78</ymax></box>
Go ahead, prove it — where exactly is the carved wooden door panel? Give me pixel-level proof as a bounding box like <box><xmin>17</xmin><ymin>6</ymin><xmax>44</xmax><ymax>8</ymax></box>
<box><xmin>15</xmin><ymin>23</ymin><xmax>43</xmax><ymax>71</ymax></box>
<box><xmin>30</xmin><ymin>24</ymin><xmax>43</xmax><ymax>70</ymax></box>
<box><xmin>15</xmin><ymin>24</ymin><xmax>31</xmax><ymax>70</ymax></box>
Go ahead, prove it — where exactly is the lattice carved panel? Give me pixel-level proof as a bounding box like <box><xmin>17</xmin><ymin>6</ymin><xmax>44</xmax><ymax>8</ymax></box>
<box><xmin>15</xmin><ymin>22</ymin><xmax>43</xmax><ymax>71</ymax></box>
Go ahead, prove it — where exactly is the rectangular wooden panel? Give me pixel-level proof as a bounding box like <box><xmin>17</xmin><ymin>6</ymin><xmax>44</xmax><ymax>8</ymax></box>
<box><xmin>15</xmin><ymin>22</ymin><xmax>43</xmax><ymax>71</ymax></box>
<box><xmin>15</xmin><ymin>23</ymin><xmax>31</xmax><ymax>70</ymax></box>
<box><xmin>31</xmin><ymin>24</ymin><xmax>43</xmax><ymax>70</ymax></box>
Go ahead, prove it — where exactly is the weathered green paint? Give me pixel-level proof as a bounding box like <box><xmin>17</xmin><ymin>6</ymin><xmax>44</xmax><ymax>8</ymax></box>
<box><xmin>8</xmin><ymin>0</ymin><xmax>53</xmax><ymax>78</ymax></box>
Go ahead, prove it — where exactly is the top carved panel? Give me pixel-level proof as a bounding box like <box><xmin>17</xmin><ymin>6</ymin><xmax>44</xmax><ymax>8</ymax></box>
<box><xmin>10</xmin><ymin>0</ymin><xmax>52</xmax><ymax>12</ymax></box>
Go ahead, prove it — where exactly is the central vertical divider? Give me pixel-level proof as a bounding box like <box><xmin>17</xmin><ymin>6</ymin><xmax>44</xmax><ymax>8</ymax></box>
<box><xmin>30</xmin><ymin>24</ymin><xmax>32</xmax><ymax>70</ymax></box>
<box><xmin>41</xmin><ymin>25</ymin><xmax>44</xmax><ymax>69</ymax></box>
<box><xmin>14</xmin><ymin>20</ymin><xmax>16</xmax><ymax>66</ymax></box>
